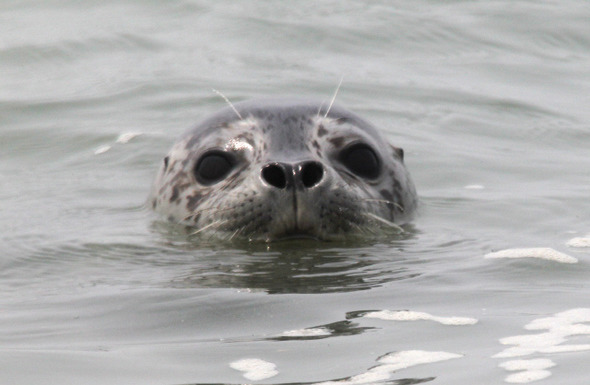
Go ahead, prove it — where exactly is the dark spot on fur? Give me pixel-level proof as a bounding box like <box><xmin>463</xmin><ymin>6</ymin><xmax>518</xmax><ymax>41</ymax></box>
<box><xmin>317</xmin><ymin>124</ymin><xmax>328</xmax><ymax>137</ymax></box>
<box><xmin>152</xmin><ymin>199</ymin><xmax>157</xmax><ymax>209</ymax></box>
<box><xmin>186</xmin><ymin>193</ymin><xmax>203</xmax><ymax>211</ymax></box>
<box><xmin>262</xmin><ymin>123</ymin><xmax>273</xmax><ymax>133</ymax></box>
<box><xmin>170</xmin><ymin>170</ymin><xmax>189</xmax><ymax>184</ymax></box>
<box><xmin>312</xmin><ymin>140</ymin><xmax>320</xmax><ymax>150</ymax></box>
<box><xmin>335</xmin><ymin>117</ymin><xmax>349</xmax><ymax>125</ymax></box>
<box><xmin>329</xmin><ymin>136</ymin><xmax>345</xmax><ymax>148</ymax></box>
<box><xmin>169</xmin><ymin>186</ymin><xmax>180</xmax><ymax>203</ymax></box>
<box><xmin>185</xmin><ymin>135</ymin><xmax>200</xmax><ymax>150</ymax></box>
<box><xmin>165</xmin><ymin>160</ymin><xmax>176</xmax><ymax>170</ymax></box>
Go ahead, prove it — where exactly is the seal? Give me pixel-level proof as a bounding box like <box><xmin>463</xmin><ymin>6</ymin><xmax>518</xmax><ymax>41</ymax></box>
<box><xmin>149</xmin><ymin>98</ymin><xmax>417</xmax><ymax>241</ymax></box>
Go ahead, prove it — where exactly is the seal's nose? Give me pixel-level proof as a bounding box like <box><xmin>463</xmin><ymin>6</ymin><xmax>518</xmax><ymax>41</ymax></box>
<box><xmin>261</xmin><ymin>161</ymin><xmax>324</xmax><ymax>189</ymax></box>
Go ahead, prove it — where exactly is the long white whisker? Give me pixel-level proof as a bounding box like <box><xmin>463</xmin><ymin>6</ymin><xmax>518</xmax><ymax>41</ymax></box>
<box><xmin>229</xmin><ymin>227</ymin><xmax>242</xmax><ymax>241</ymax></box>
<box><xmin>212</xmin><ymin>88</ymin><xmax>243</xmax><ymax>120</ymax></box>
<box><xmin>364</xmin><ymin>212</ymin><xmax>404</xmax><ymax>233</ymax></box>
<box><xmin>316</xmin><ymin>102</ymin><xmax>326</xmax><ymax>117</ymax></box>
<box><xmin>190</xmin><ymin>220</ymin><xmax>223</xmax><ymax>235</ymax></box>
<box><xmin>324</xmin><ymin>76</ymin><xmax>344</xmax><ymax>118</ymax></box>
<box><xmin>362</xmin><ymin>198</ymin><xmax>405</xmax><ymax>212</ymax></box>
<box><xmin>183</xmin><ymin>206</ymin><xmax>236</xmax><ymax>222</ymax></box>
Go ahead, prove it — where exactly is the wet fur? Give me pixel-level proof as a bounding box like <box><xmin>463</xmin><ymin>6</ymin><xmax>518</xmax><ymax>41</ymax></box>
<box><xmin>150</xmin><ymin>99</ymin><xmax>417</xmax><ymax>241</ymax></box>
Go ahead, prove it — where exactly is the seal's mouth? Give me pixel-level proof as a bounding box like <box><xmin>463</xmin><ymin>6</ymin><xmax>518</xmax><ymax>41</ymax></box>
<box><xmin>264</xmin><ymin>219</ymin><xmax>355</xmax><ymax>242</ymax></box>
<box><xmin>266</xmin><ymin>221</ymin><xmax>323</xmax><ymax>242</ymax></box>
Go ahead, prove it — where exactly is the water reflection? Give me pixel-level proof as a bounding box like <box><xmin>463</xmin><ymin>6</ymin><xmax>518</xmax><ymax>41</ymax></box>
<box><xmin>164</xmin><ymin>228</ymin><xmax>420</xmax><ymax>294</ymax></box>
<box><xmin>268</xmin><ymin>319</ymin><xmax>375</xmax><ymax>341</ymax></box>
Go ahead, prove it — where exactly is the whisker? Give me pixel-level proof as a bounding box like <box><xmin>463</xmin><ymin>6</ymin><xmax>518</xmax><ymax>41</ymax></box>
<box><xmin>190</xmin><ymin>220</ymin><xmax>225</xmax><ymax>235</ymax></box>
<box><xmin>316</xmin><ymin>101</ymin><xmax>326</xmax><ymax>118</ymax></box>
<box><xmin>212</xmin><ymin>88</ymin><xmax>243</xmax><ymax>120</ymax></box>
<box><xmin>342</xmin><ymin>196</ymin><xmax>405</xmax><ymax>213</ymax></box>
<box><xmin>359</xmin><ymin>221</ymin><xmax>378</xmax><ymax>236</ymax></box>
<box><xmin>363</xmin><ymin>212</ymin><xmax>404</xmax><ymax>233</ymax></box>
<box><xmin>182</xmin><ymin>206</ymin><xmax>237</xmax><ymax>223</ymax></box>
<box><xmin>361</xmin><ymin>198</ymin><xmax>405</xmax><ymax>212</ymax></box>
<box><xmin>228</xmin><ymin>227</ymin><xmax>242</xmax><ymax>241</ymax></box>
<box><xmin>324</xmin><ymin>76</ymin><xmax>344</xmax><ymax>118</ymax></box>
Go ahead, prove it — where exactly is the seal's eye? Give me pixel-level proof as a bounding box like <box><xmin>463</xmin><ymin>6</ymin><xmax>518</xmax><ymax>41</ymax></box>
<box><xmin>339</xmin><ymin>143</ymin><xmax>381</xmax><ymax>179</ymax></box>
<box><xmin>194</xmin><ymin>151</ymin><xmax>235</xmax><ymax>185</ymax></box>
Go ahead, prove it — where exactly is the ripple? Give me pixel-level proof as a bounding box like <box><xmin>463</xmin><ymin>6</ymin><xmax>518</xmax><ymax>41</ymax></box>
<box><xmin>0</xmin><ymin>33</ymin><xmax>161</xmax><ymax>65</ymax></box>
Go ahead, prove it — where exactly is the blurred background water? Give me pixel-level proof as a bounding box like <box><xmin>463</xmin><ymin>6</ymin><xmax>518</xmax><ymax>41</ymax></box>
<box><xmin>1</xmin><ymin>1</ymin><xmax>589</xmax><ymax>384</ymax></box>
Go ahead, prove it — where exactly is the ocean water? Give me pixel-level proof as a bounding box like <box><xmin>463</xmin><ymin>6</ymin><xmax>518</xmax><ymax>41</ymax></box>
<box><xmin>1</xmin><ymin>1</ymin><xmax>590</xmax><ymax>384</ymax></box>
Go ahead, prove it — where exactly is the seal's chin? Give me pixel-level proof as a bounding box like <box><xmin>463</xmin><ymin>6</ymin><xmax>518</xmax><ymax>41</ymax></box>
<box><xmin>261</xmin><ymin>220</ymin><xmax>352</xmax><ymax>243</ymax></box>
<box><xmin>263</xmin><ymin>222</ymin><xmax>323</xmax><ymax>242</ymax></box>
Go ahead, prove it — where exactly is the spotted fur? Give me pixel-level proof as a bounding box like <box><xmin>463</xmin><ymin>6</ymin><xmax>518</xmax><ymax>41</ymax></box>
<box><xmin>149</xmin><ymin>98</ymin><xmax>417</xmax><ymax>241</ymax></box>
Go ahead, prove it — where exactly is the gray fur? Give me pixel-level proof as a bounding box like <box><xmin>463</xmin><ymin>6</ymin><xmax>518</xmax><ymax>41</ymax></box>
<box><xmin>149</xmin><ymin>98</ymin><xmax>417</xmax><ymax>241</ymax></box>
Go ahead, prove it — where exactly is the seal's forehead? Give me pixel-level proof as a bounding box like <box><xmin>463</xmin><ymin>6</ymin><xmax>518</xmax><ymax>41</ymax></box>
<box><xmin>185</xmin><ymin>98</ymin><xmax>382</xmax><ymax>140</ymax></box>
<box><xmin>179</xmin><ymin>99</ymin><xmax>391</xmax><ymax>162</ymax></box>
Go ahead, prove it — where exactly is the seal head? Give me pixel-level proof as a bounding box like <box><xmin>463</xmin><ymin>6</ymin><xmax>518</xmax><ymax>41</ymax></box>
<box><xmin>150</xmin><ymin>98</ymin><xmax>417</xmax><ymax>241</ymax></box>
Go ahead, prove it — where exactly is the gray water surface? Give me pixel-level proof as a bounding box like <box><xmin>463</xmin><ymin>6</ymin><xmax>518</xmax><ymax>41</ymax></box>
<box><xmin>1</xmin><ymin>1</ymin><xmax>590</xmax><ymax>384</ymax></box>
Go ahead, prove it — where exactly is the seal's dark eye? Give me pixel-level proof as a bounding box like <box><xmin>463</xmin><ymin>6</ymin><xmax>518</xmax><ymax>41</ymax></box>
<box><xmin>339</xmin><ymin>143</ymin><xmax>381</xmax><ymax>179</ymax></box>
<box><xmin>194</xmin><ymin>151</ymin><xmax>235</xmax><ymax>185</ymax></box>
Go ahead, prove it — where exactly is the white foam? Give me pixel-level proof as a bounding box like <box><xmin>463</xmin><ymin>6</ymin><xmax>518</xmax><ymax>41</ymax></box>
<box><xmin>229</xmin><ymin>358</ymin><xmax>278</xmax><ymax>381</ymax></box>
<box><xmin>94</xmin><ymin>132</ymin><xmax>142</xmax><ymax>155</ymax></box>
<box><xmin>504</xmin><ymin>369</ymin><xmax>552</xmax><ymax>383</ymax></box>
<box><xmin>498</xmin><ymin>332</ymin><xmax>566</xmax><ymax>352</ymax></box>
<box><xmin>494</xmin><ymin>308</ymin><xmax>590</xmax><ymax>382</ymax></box>
<box><xmin>499</xmin><ymin>358</ymin><xmax>555</xmax><ymax>371</ymax></box>
<box><xmin>484</xmin><ymin>248</ymin><xmax>577</xmax><ymax>264</ymax></box>
<box><xmin>464</xmin><ymin>184</ymin><xmax>485</xmax><ymax>190</ymax></box>
<box><xmin>315</xmin><ymin>350</ymin><xmax>462</xmax><ymax>385</ymax></box>
<box><xmin>280</xmin><ymin>327</ymin><xmax>331</xmax><ymax>337</ymax></box>
<box><xmin>116</xmin><ymin>132</ymin><xmax>142</xmax><ymax>143</ymax></box>
<box><xmin>541</xmin><ymin>344</ymin><xmax>590</xmax><ymax>353</ymax></box>
<box><xmin>525</xmin><ymin>308</ymin><xmax>590</xmax><ymax>331</ymax></box>
<box><xmin>566</xmin><ymin>234</ymin><xmax>590</xmax><ymax>248</ymax></box>
<box><xmin>499</xmin><ymin>359</ymin><xmax>554</xmax><ymax>384</ymax></box>
<box><xmin>94</xmin><ymin>145</ymin><xmax>111</xmax><ymax>155</ymax></box>
<box><xmin>364</xmin><ymin>310</ymin><xmax>478</xmax><ymax>326</ymax></box>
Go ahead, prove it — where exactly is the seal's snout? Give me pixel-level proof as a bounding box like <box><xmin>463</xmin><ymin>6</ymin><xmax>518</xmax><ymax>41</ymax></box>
<box><xmin>261</xmin><ymin>161</ymin><xmax>324</xmax><ymax>190</ymax></box>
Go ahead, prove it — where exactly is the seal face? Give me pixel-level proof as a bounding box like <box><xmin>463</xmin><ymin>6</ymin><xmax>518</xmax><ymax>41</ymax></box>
<box><xmin>149</xmin><ymin>98</ymin><xmax>417</xmax><ymax>241</ymax></box>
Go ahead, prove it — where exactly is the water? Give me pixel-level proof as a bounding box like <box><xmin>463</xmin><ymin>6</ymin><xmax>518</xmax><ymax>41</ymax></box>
<box><xmin>1</xmin><ymin>1</ymin><xmax>590</xmax><ymax>384</ymax></box>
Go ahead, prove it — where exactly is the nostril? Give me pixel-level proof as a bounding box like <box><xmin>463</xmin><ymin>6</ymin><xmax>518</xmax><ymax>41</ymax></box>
<box><xmin>300</xmin><ymin>161</ymin><xmax>324</xmax><ymax>188</ymax></box>
<box><xmin>261</xmin><ymin>163</ymin><xmax>287</xmax><ymax>189</ymax></box>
